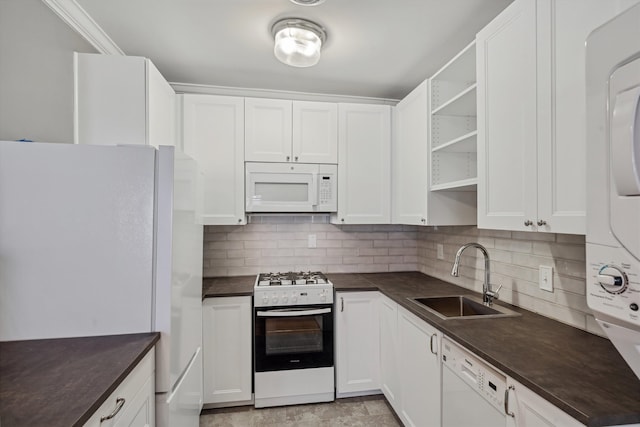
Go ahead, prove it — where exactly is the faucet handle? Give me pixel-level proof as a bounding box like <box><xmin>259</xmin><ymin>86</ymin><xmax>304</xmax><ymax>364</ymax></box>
<box><xmin>486</xmin><ymin>283</ymin><xmax>503</xmax><ymax>300</ymax></box>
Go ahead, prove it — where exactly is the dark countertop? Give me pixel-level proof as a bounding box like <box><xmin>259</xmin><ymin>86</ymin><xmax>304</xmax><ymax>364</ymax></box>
<box><xmin>204</xmin><ymin>271</ymin><xmax>640</xmax><ymax>426</ymax></box>
<box><xmin>203</xmin><ymin>275</ymin><xmax>254</xmax><ymax>298</ymax></box>
<box><xmin>0</xmin><ymin>332</ymin><xmax>159</xmax><ymax>427</ymax></box>
<box><xmin>331</xmin><ymin>271</ymin><xmax>640</xmax><ymax>427</ymax></box>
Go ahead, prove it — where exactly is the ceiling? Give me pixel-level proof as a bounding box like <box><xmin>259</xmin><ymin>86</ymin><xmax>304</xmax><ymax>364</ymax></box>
<box><xmin>75</xmin><ymin>0</ymin><xmax>513</xmax><ymax>100</ymax></box>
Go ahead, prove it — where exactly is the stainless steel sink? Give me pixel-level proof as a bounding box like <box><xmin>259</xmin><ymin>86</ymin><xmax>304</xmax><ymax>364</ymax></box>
<box><xmin>408</xmin><ymin>295</ymin><xmax>521</xmax><ymax>320</ymax></box>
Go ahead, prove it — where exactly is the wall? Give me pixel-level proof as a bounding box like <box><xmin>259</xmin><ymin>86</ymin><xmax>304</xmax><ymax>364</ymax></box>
<box><xmin>417</xmin><ymin>226</ymin><xmax>600</xmax><ymax>335</ymax></box>
<box><xmin>0</xmin><ymin>0</ymin><xmax>97</xmax><ymax>143</ymax></box>
<box><xmin>205</xmin><ymin>218</ymin><xmax>598</xmax><ymax>336</ymax></box>
<box><xmin>203</xmin><ymin>215</ymin><xmax>418</xmax><ymax>277</ymax></box>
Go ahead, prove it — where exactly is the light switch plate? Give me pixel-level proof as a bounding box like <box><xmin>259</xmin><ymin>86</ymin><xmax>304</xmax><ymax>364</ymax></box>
<box><xmin>308</xmin><ymin>234</ymin><xmax>317</xmax><ymax>248</ymax></box>
<box><xmin>539</xmin><ymin>265</ymin><xmax>553</xmax><ymax>292</ymax></box>
<box><xmin>437</xmin><ymin>244</ymin><xmax>444</xmax><ymax>260</ymax></box>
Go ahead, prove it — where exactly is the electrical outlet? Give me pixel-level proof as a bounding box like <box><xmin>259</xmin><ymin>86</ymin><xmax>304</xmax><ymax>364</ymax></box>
<box><xmin>308</xmin><ymin>234</ymin><xmax>317</xmax><ymax>248</ymax></box>
<box><xmin>539</xmin><ymin>265</ymin><xmax>553</xmax><ymax>292</ymax></box>
<box><xmin>437</xmin><ymin>244</ymin><xmax>444</xmax><ymax>260</ymax></box>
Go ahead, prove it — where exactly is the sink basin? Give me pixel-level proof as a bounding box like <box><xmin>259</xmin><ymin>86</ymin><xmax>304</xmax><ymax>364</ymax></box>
<box><xmin>408</xmin><ymin>295</ymin><xmax>521</xmax><ymax>320</ymax></box>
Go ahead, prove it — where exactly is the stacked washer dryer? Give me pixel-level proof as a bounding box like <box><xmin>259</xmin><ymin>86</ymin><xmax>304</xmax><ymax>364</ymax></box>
<box><xmin>586</xmin><ymin>3</ymin><xmax>640</xmax><ymax>379</ymax></box>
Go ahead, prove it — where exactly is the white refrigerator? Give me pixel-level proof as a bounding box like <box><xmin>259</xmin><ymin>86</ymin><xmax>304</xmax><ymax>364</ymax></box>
<box><xmin>0</xmin><ymin>141</ymin><xmax>204</xmax><ymax>426</ymax></box>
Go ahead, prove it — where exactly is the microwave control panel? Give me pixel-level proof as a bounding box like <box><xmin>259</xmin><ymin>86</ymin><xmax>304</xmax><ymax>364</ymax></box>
<box><xmin>318</xmin><ymin>176</ymin><xmax>333</xmax><ymax>205</ymax></box>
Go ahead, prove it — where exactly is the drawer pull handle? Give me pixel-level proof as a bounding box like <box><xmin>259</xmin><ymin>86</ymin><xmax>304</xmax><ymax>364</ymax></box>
<box><xmin>100</xmin><ymin>397</ymin><xmax>125</xmax><ymax>422</ymax></box>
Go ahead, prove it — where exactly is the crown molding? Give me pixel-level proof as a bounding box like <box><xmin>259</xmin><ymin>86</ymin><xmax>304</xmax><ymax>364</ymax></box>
<box><xmin>170</xmin><ymin>82</ymin><xmax>399</xmax><ymax>105</ymax></box>
<box><xmin>42</xmin><ymin>0</ymin><xmax>124</xmax><ymax>55</ymax></box>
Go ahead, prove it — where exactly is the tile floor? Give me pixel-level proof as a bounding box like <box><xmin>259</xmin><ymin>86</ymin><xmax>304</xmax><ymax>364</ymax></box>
<box><xmin>199</xmin><ymin>395</ymin><xmax>402</xmax><ymax>427</ymax></box>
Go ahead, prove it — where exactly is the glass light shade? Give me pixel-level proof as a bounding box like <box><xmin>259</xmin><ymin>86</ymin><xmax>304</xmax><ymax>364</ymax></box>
<box><xmin>272</xmin><ymin>19</ymin><xmax>325</xmax><ymax>67</ymax></box>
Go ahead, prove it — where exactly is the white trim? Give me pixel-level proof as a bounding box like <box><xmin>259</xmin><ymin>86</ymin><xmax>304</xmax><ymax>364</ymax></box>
<box><xmin>170</xmin><ymin>82</ymin><xmax>399</xmax><ymax>105</ymax></box>
<box><xmin>42</xmin><ymin>0</ymin><xmax>124</xmax><ymax>55</ymax></box>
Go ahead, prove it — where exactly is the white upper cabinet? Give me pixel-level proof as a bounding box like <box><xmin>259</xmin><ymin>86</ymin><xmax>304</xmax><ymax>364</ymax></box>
<box><xmin>477</xmin><ymin>0</ymin><xmax>639</xmax><ymax>234</ymax></box>
<box><xmin>392</xmin><ymin>81</ymin><xmax>429</xmax><ymax>225</ymax></box>
<box><xmin>245</xmin><ymin>98</ymin><xmax>337</xmax><ymax>164</ymax></box>
<box><xmin>392</xmin><ymin>44</ymin><xmax>477</xmax><ymax>226</ymax></box>
<box><xmin>181</xmin><ymin>94</ymin><xmax>246</xmax><ymax>225</ymax></box>
<box><xmin>334</xmin><ymin>103</ymin><xmax>391</xmax><ymax>224</ymax></box>
<box><xmin>74</xmin><ymin>53</ymin><xmax>175</xmax><ymax>148</ymax></box>
<box><xmin>293</xmin><ymin>101</ymin><xmax>338</xmax><ymax>164</ymax></box>
<box><xmin>429</xmin><ymin>41</ymin><xmax>478</xmax><ymax>192</ymax></box>
<box><xmin>245</xmin><ymin>98</ymin><xmax>292</xmax><ymax>162</ymax></box>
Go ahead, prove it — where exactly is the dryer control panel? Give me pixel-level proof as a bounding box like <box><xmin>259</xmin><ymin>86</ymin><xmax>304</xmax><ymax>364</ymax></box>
<box><xmin>587</xmin><ymin>243</ymin><xmax>640</xmax><ymax>329</ymax></box>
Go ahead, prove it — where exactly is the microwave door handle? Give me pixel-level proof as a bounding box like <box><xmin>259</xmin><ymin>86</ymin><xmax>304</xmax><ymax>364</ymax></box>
<box><xmin>256</xmin><ymin>308</ymin><xmax>332</xmax><ymax>317</ymax></box>
<box><xmin>311</xmin><ymin>174</ymin><xmax>318</xmax><ymax>206</ymax></box>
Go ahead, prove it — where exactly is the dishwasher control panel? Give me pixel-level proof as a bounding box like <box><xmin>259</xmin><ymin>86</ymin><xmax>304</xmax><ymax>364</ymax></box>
<box><xmin>442</xmin><ymin>337</ymin><xmax>507</xmax><ymax>412</ymax></box>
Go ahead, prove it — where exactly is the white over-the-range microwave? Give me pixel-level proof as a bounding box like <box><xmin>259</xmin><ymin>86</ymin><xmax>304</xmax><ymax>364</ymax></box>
<box><xmin>246</xmin><ymin>162</ymin><xmax>337</xmax><ymax>213</ymax></box>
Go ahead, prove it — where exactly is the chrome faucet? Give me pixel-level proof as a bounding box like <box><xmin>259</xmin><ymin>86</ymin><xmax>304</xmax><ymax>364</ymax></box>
<box><xmin>451</xmin><ymin>242</ymin><xmax>501</xmax><ymax>306</ymax></box>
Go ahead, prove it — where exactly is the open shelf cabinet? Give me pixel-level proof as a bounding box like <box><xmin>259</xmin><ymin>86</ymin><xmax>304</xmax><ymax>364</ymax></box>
<box><xmin>429</xmin><ymin>40</ymin><xmax>478</xmax><ymax>190</ymax></box>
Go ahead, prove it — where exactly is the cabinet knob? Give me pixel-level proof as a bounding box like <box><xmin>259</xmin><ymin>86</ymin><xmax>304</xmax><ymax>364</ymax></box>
<box><xmin>237</xmin><ymin>218</ymin><xmax>242</xmax><ymax>223</ymax></box>
<box><xmin>295</xmin><ymin>156</ymin><xmax>298</xmax><ymax>162</ymax></box>
<box><xmin>524</xmin><ymin>220</ymin><xmax>534</xmax><ymax>226</ymax></box>
<box><xmin>341</xmin><ymin>218</ymin><xmax>345</xmax><ymax>223</ymax></box>
<box><xmin>421</xmin><ymin>218</ymin><xmax>426</xmax><ymax>223</ymax></box>
<box><xmin>537</xmin><ymin>220</ymin><xmax>547</xmax><ymax>226</ymax></box>
<box><xmin>286</xmin><ymin>155</ymin><xmax>290</xmax><ymax>161</ymax></box>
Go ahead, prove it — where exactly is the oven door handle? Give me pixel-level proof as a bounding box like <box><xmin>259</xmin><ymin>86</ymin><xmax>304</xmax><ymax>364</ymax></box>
<box><xmin>256</xmin><ymin>308</ymin><xmax>332</xmax><ymax>317</ymax></box>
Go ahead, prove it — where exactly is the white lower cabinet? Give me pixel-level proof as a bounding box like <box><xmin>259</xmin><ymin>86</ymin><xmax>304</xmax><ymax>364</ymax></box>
<box><xmin>202</xmin><ymin>296</ymin><xmax>252</xmax><ymax>406</ymax></box>
<box><xmin>398</xmin><ymin>306</ymin><xmax>441</xmax><ymax>427</ymax></box>
<box><xmin>379</xmin><ymin>295</ymin><xmax>400</xmax><ymax>412</ymax></box>
<box><xmin>378</xmin><ymin>295</ymin><xmax>441</xmax><ymax>426</ymax></box>
<box><xmin>506</xmin><ymin>378</ymin><xmax>583</xmax><ymax>427</ymax></box>
<box><xmin>335</xmin><ymin>291</ymin><xmax>381</xmax><ymax>397</ymax></box>
<box><xmin>84</xmin><ymin>350</ymin><xmax>155</xmax><ymax>427</ymax></box>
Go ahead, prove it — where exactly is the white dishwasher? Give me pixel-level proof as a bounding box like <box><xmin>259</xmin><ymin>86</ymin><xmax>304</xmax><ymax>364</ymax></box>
<box><xmin>442</xmin><ymin>337</ymin><xmax>510</xmax><ymax>427</ymax></box>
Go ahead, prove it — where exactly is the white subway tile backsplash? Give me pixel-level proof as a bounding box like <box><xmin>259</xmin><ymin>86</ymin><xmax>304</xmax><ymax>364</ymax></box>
<box><xmin>203</xmin><ymin>218</ymin><xmax>417</xmax><ymax>278</ymax></box>
<box><xmin>203</xmin><ymin>220</ymin><xmax>595</xmax><ymax>336</ymax></box>
<box><xmin>418</xmin><ymin>226</ymin><xmax>594</xmax><ymax>335</ymax></box>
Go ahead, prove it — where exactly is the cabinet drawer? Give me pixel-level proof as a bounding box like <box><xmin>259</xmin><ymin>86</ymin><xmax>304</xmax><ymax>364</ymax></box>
<box><xmin>84</xmin><ymin>350</ymin><xmax>155</xmax><ymax>426</ymax></box>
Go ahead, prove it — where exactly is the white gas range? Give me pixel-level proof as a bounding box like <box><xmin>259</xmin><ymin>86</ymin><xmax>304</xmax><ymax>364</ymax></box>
<box><xmin>254</xmin><ymin>271</ymin><xmax>333</xmax><ymax>307</ymax></box>
<box><xmin>253</xmin><ymin>271</ymin><xmax>335</xmax><ymax>408</ymax></box>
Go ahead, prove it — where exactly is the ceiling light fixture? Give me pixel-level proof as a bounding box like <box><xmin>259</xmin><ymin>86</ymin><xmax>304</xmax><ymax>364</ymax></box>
<box><xmin>271</xmin><ymin>18</ymin><xmax>327</xmax><ymax>68</ymax></box>
<box><xmin>289</xmin><ymin>0</ymin><xmax>326</xmax><ymax>5</ymax></box>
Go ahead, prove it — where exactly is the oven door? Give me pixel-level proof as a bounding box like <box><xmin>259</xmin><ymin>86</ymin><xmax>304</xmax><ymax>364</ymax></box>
<box><xmin>254</xmin><ymin>304</ymin><xmax>334</xmax><ymax>372</ymax></box>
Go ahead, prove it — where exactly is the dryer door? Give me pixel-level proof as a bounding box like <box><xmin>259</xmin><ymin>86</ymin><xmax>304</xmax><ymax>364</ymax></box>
<box><xmin>610</xmin><ymin>57</ymin><xmax>640</xmax><ymax>261</ymax></box>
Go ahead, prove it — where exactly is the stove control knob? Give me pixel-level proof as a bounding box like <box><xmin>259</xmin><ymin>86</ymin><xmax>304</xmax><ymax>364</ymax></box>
<box><xmin>292</xmin><ymin>296</ymin><xmax>298</xmax><ymax>303</ymax></box>
<box><xmin>283</xmin><ymin>296</ymin><xmax>289</xmax><ymax>303</ymax></box>
<box><xmin>262</xmin><ymin>296</ymin><xmax>269</xmax><ymax>304</ymax></box>
<box><xmin>597</xmin><ymin>265</ymin><xmax>629</xmax><ymax>294</ymax></box>
<box><xmin>320</xmin><ymin>293</ymin><xmax>327</xmax><ymax>302</ymax></box>
<box><xmin>272</xmin><ymin>296</ymin><xmax>279</xmax><ymax>304</ymax></box>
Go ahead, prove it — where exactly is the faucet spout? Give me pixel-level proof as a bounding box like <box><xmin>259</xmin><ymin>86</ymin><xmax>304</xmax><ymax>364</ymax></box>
<box><xmin>450</xmin><ymin>242</ymin><xmax>497</xmax><ymax>306</ymax></box>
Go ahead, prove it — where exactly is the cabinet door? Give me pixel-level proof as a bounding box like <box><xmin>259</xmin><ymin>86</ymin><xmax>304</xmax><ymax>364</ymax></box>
<box><xmin>392</xmin><ymin>81</ymin><xmax>428</xmax><ymax>225</ymax></box>
<box><xmin>536</xmin><ymin>0</ymin><xmax>639</xmax><ymax>234</ymax></box>
<box><xmin>379</xmin><ymin>295</ymin><xmax>401</xmax><ymax>413</ymax></box>
<box><xmin>245</xmin><ymin>98</ymin><xmax>292</xmax><ymax>162</ymax></box>
<box><xmin>476</xmin><ymin>0</ymin><xmax>538</xmax><ymax>231</ymax></box>
<box><xmin>292</xmin><ymin>101</ymin><xmax>338</xmax><ymax>164</ymax></box>
<box><xmin>335</xmin><ymin>292</ymin><xmax>381</xmax><ymax>397</ymax></box>
<box><xmin>336</xmin><ymin>104</ymin><xmax>391</xmax><ymax>224</ymax></box>
<box><xmin>181</xmin><ymin>94</ymin><xmax>245</xmax><ymax>225</ymax></box>
<box><xmin>202</xmin><ymin>297</ymin><xmax>252</xmax><ymax>405</ymax></box>
<box><xmin>398</xmin><ymin>306</ymin><xmax>441</xmax><ymax>427</ymax></box>
<box><xmin>75</xmin><ymin>53</ymin><xmax>147</xmax><ymax>146</ymax></box>
<box><xmin>147</xmin><ymin>60</ymin><xmax>176</xmax><ymax>149</ymax></box>
<box><xmin>507</xmin><ymin>378</ymin><xmax>583</xmax><ymax>427</ymax></box>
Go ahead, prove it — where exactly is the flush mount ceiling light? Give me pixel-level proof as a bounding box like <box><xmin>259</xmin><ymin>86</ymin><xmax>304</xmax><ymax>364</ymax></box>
<box><xmin>289</xmin><ymin>0</ymin><xmax>326</xmax><ymax>5</ymax></box>
<box><xmin>271</xmin><ymin>18</ymin><xmax>327</xmax><ymax>68</ymax></box>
